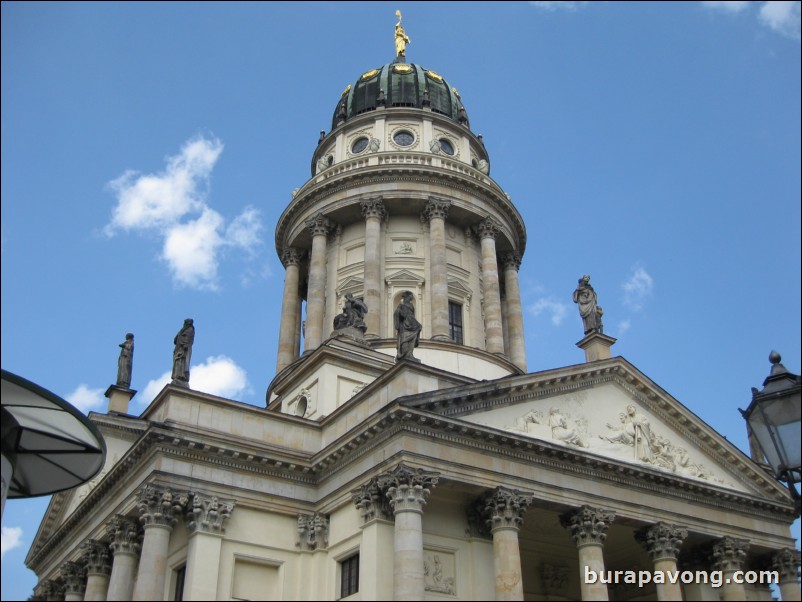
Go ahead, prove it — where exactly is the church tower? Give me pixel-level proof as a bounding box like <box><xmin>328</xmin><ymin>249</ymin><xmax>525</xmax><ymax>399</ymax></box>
<box><xmin>272</xmin><ymin>13</ymin><xmax>528</xmax><ymax>415</ymax></box>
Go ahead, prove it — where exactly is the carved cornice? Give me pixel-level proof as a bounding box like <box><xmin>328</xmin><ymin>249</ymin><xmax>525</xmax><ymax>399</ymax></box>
<box><xmin>360</xmin><ymin>196</ymin><xmax>386</xmax><ymax>220</ymax></box>
<box><xmin>60</xmin><ymin>560</ymin><xmax>87</xmax><ymax>596</ymax></box>
<box><xmin>635</xmin><ymin>522</ymin><xmax>688</xmax><ymax>561</ymax></box>
<box><xmin>378</xmin><ymin>463</ymin><xmax>439</xmax><ymax>514</ymax></box>
<box><xmin>772</xmin><ymin>548</ymin><xmax>801</xmax><ymax>582</ymax></box>
<box><xmin>305</xmin><ymin>212</ymin><xmax>334</xmax><ymax>238</ymax></box>
<box><xmin>475</xmin><ymin>216</ymin><xmax>501</xmax><ymax>240</ymax></box>
<box><xmin>185</xmin><ymin>492</ymin><xmax>234</xmax><ymax>535</ymax></box>
<box><xmin>137</xmin><ymin>484</ymin><xmax>188</xmax><ymax>529</ymax></box>
<box><xmin>712</xmin><ymin>537</ymin><xmax>750</xmax><ymax>572</ymax></box>
<box><xmin>107</xmin><ymin>515</ymin><xmax>140</xmax><ymax>556</ymax></box>
<box><xmin>560</xmin><ymin>505</ymin><xmax>616</xmax><ymax>547</ymax></box>
<box><xmin>81</xmin><ymin>540</ymin><xmax>111</xmax><ymax>575</ymax></box>
<box><xmin>297</xmin><ymin>512</ymin><xmax>329</xmax><ymax>550</ymax></box>
<box><xmin>281</xmin><ymin>247</ymin><xmax>304</xmax><ymax>268</ymax></box>
<box><xmin>421</xmin><ymin>197</ymin><xmax>451</xmax><ymax>222</ymax></box>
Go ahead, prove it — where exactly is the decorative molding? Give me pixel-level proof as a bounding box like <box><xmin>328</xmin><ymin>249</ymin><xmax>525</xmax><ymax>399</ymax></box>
<box><xmin>360</xmin><ymin>196</ymin><xmax>386</xmax><ymax>220</ymax></box>
<box><xmin>540</xmin><ymin>563</ymin><xmax>569</xmax><ymax>595</ymax></box>
<box><xmin>476</xmin><ymin>487</ymin><xmax>532</xmax><ymax>533</ymax></box>
<box><xmin>424</xmin><ymin>550</ymin><xmax>456</xmax><ymax>595</ymax></box>
<box><xmin>186</xmin><ymin>492</ymin><xmax>234</xmax><ymax>535</ymax></box>
<box><xmin>297</xmin><ymin>512</ymin><xmax>329</xmax><ymax>550</ymax></box>
<box><xmin>421</xmin><ymin>197</ymin><xmax>451</xmax><ymax>222</ymax></box>
<box><xmin>635</xmin><ymin>522</ymin><xmax>688</xmax><ymax>561</ymax></box>
<box><xmin>560</xmin><ymin>505</ymin><xmax>616</xmax><ymax>547</ymax></box>
<box><xmin>378</xmin><ymin>463</ymin><xmax>439</xmax><ymax>514</ymax></box>
<box><xmin>475</xmin><ymin>216</ymin><xmax>501</xmax><ymax>240</ymax></box>
<box><xmin>351</xmin><ymin>477</ymin><xmax>393</xmax><ymax>523</ymax></box>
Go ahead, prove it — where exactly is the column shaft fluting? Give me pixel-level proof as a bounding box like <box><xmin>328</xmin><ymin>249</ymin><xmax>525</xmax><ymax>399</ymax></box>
<box><xmin>423</xmin><ymin>199</ymin><xmax>451</xmax><ymax>341</ymax></box>
<box><xmin>478</xmin><ymin>218</ymin><xmax>504</xmax><ymax>354</ymax></box>
<box><xmin>304</xmin><ymin>213</ymin><xmax>332</xmax><ymax>351</ymax></box>
<box><xmin>276</xmin><ymin>248</ymin><xmax>302</xmax><ymax>372</ymax></box>
<box><xmin>361</xmin><ymin>198</ymin><xmax>385</xmax><ymax>338</ymax></box>
<box><xmin>502</xmin><ymin>253</ymin><xmax>526</xmax><ymax>371</ymax></box>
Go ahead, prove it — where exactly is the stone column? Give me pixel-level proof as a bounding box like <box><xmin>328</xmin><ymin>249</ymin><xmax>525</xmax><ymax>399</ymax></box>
<box><xmin>501</xmin><ymin>252</ymin><xmax>526</xmax><ymax>371</ymax></box>
<box><xmin>560</xmin><ymin>505</ymin><xmax>616</xmax><ymax>601</ymax></box>
<box><xmin>183</xmin><ymin>493</ymin><xmax>235</xmax><ymax>601</ymax></box>
<box><xmin>276</xmin><ymin>247</ymin><xmax>304</xmax><ymax>373</ymax></box>
<box><xmin>81</xmin><ymin>540</ymin><xmax>112</xmax><ymax>601</ymax></box>
<box><xmin>636</xmin><ymin>523</ymin><xmax>687</xmax><ymax>601</ymax></box>
<box><xmin>480</xmin><ymin>487</ymin><xmax>532</xmax><ymax>601</ymax></box>
<box><xmin>477</xmin><ymin>217</ymin><xmax>504</xmax><ymax>354</ymax></box>
<box><xmin>422</xmin><ymin>198</ymin><xmax>452</xmax><ymax>341</ymax></box>
<box><xmin>60</xmin><ymin>561</ymin><xmax>86</xmax><ymax>602</ymax></box>
<box><xmin>772</xmin><ymin>548</ymin><xmax>801</xmax><ymax>602</ymax></box>
<box><xmin>712</xmin><ymin>537</ymin><xmax>750</xmax><ymax>602</ymax></box>
<box><xmin>132</xmin><ymin>484</ymin><xmax>188</xmax><ymax>601</ymax></box>
<box><xmin>361</xmin><ymin>197</ymin><xmax>386</xmax><ymax>338</ymax></box>
<box><xmin>304</xmin><ymin>212</ymin><xmax>333</xmax><ymax>351</ymax></box>
<box><xmin>378</xmin><ymin>464</ymin><xmax>439</xmax><ymax>601</ymax></box>
<box><xmin>352</xmin><ymin>478</ymin><xmax>395</xmax><ymax>601</ymax></box>
<box><xmin>41</xmin><ymin>580</ymin><xmax>65</xmax><ymax>602</ymax></box>
<box><xmin>106</xmin><ymin>516</ymin><xmax>140</xmax><ymax>602</ymax></box>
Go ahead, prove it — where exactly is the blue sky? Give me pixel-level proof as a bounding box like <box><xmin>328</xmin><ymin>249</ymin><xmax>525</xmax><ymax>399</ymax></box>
<box><xmin>2</xmin><ymin>1</ymin><xmax>800</xmax><ymax>598</ymax></box>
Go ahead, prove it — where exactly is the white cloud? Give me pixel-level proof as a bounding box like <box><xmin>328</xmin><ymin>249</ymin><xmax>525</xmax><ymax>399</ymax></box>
<box><xmin>1</xmin><ymin>527</ymin><xmax>23</xmax><ymax>559</ymax></box>
<box><xmin>622</xmin><ymin>266</ymin><xmax>654</xmax><ymax>311</ymax></box>
<box><xmin>618</xmin><ymin>319</ymin><xmax>632</xmax><ymax>335</ymax></box>
<box><xmin>105</xmin><ymin>135</ymin><xmax>264</xmax><ymax>290</ymax></box>
<box><xmin>701</xmin><ymin>1</ymin><xmax>751</xmax><ymax>12</ymax></box>
<box><xmin>528</xmin><ymin>298</ymin><xmax>569</xmax><ymax>326</ymax></box>
<box><xmin>139</xmin><ymin>356</ymin><xmax>249</xmax><ymax>405</ymax></box>
<box><xmin>65</xmin><ymin>384</ymin><xmax>106</xmax><ymax>413</ymax></box>
<box><xmin>530</xmin><ymin>1</ymin><xmax>589</xmax><ymax>10</ymax></box>
<box><xmin>702</xmin><ymin>1</ymin><xmax>801</xmax><ymax>40</ymax></box>
<box><xmin>190</xmin><ymin>355</ymin><xmax>249</xmax><ymax>399</ymax></box>
<box><xmin>759</xmin><ymin>1</ymin><xmax>801</xmax><ymax>39</ymax></box>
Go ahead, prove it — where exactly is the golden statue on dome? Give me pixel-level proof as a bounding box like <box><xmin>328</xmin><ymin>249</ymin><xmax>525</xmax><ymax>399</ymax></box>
<box><xmin>394</xmin><ymin>10</ymin><xmax>411</xmax><ymax>60</ymax></box>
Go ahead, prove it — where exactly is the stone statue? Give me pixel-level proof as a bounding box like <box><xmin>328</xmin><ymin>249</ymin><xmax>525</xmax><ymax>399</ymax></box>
<box><xmin>333</xmin><ymin>293</ymin><xmax>368</xmax><ymax>334</ymax></box>
<box><xmin>171</xmin><ymin>318</ymin><xmax>195</xmax><ymax>387</ymax></box>
<box><xmin>394</xmin><ymin>10</ymin><xmax>411</xmax><ymax>59</ymax></box>
<box><xmin>394</xmin><ymin>291</ymin><xmax>422</xmax><ymax>362</ymax></box>
<box><xmin>573</xmin><ymin>275</ymin><xmax>603</xmax><ymax>335</ymax></box>
<box><xmin>116</xmin><ymin>333</ymin><xmax>134</xmax><ymax>388</ymax></box>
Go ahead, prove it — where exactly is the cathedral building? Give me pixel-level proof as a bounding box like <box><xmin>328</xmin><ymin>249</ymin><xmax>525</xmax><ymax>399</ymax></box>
<box><xmin>26</xmin><ymin>17</ymin><xmax>799</xmax><ymax>602</ymax></box>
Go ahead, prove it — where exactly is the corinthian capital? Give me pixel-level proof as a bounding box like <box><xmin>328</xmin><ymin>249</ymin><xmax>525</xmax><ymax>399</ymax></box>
<box><xmin>281</xmin><ymin>247</ymin><xmax>304</xmax><ymax>268</ymax></box>
<box><xmin>305</xmin><ymin>212</ymin><xmax>334</xmax><ymax>237</ymax></box>
<box><xmin>479</xmin><ymin>487</ymin><xmax>533</xmax><ymax>532</ymax></box>
<box><xmin>475</xmin><ymin>216</ymin><xmax>501</xmax><ymax>240</ymax></box>
<box><xmin>560</xmin><ymin>505</ymin><xmax>616</xmax><ymax>547</ymax></box>
<box><xmin>635</xmin><ymin>522</ymin><xmax>688</xmax><ymax>561</ymax></box>
<box><xmin>501</xmin><ymin>252</ymin><xmax>521</xmax><ymax>271</ymax></box>
<box><xmin>378</xmin><ymin>463</ymin><xmax>439</xmax><ymax>514</ymax></box>
<box><xmin>361</xmin><ymin>197</ymin><xmax>386</xmax><ymax>220</ymax></box>
<box><xmin>712</xmin><ymin>537</ymin><xmax>750</xmax><ymax>572</ymax></box>
<box><xmin>772</xmin><ymin>547</ymin><xmax>801</xmax><ymax>582</ymax></box>
<box><xmin>107</xmin><ymin>515</ymin><xmax>140</xmax><ymax>556</ymax></box>
<box><xmin>297</xmin><ymin>512</ymin><xmax>329</xmax><ymax>551</ymax></box>
<box><xmin>185</xmin><ymin>492</ymin><xmax>235</xmax><ymax>534</ymax></box>
<box><xmin>351</xmin><ymin>477</ymin><xmax>393</xmax><ymax>523</ymax></box>
<box><xmin>421</xmin><ymin>197</ymin><xmax>451</xmax><ymax>222</ymax></box>
<box><xmin>81</xmin><ymin>540</ymin><xmax>111</xmax><ymax>575</ymax></box>
<box><xmin>61</xmin><ymin>560</ymin><xmax>87</xmax><ymax>597</ymax></box>
<box><xmin>137</xmin><ymin>484</ymin><xmax>188</xmax><ymax>528</ymax></box>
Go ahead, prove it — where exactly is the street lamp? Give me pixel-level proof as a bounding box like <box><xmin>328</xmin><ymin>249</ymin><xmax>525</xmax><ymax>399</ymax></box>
<box><xmin>741</xmin><ymin>351</ymin><xmax>801</xmax><ymax>515</ymax></box>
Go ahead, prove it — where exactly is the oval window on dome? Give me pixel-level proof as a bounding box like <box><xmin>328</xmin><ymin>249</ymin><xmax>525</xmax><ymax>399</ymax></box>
<box><xmin>439</xmin><ymin>138</ymin><xmax>455</xmax><ymax>155</ymax></box>
<box><xmin>351</xmin><ymin>137</ymin><xmax>369</xmax><ymax>154</ymax></box>
<box><xmin>393</xmin><ymin>130</ymin><xmax>415</xmax><ymax>147</ymax></box>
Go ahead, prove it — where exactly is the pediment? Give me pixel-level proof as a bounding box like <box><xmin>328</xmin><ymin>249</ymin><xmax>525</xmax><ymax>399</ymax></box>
<box><xmin>447</xmin><ymin>277</ymin><xmax>473</xmax><ymax>298</ymax></box>
<box><xmin>401</xmin><ymin>359</ymin><xmax>787</xmax><ymax>500</ymax></box>
<box><xmin>385</xmin><ymin>269</ymin><xmax>425</xmax><ymax>286</ymax></box>
<box><xmin>336</xmin><ymin>276</ymin><xmax>364</xmax><ymax>296</ymax></box>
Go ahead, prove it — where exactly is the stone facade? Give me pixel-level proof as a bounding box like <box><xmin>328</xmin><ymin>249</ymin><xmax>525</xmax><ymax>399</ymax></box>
<box><xmin>25</xmin><ymin>47</ymin><xmax>798</xmax><ymax>602</ymax></box>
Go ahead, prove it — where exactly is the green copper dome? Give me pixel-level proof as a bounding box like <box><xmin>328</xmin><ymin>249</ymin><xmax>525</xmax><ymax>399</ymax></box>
<box><xmin>332</xmin><ymin>62</ymin><xmax>470</xmax><ymax>130</ymax></box>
